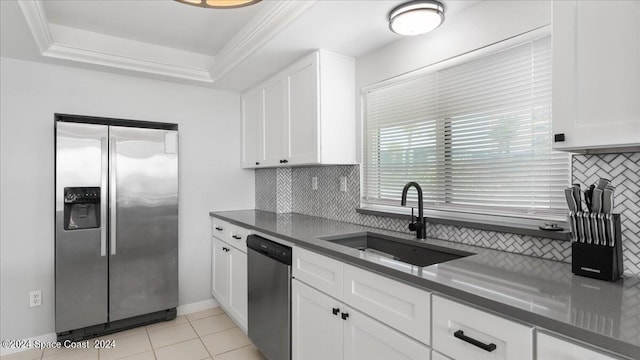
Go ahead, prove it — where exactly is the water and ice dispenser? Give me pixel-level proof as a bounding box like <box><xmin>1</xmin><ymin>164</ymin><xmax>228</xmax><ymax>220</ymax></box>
<box><xmin>63</xmin><ymin>187</ymin><xmax>101</xmax><ymax>230</ymax></box>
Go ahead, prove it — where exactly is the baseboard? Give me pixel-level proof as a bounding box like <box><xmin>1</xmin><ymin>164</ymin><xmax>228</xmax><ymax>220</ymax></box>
<box><xmin>1</xmin><ymin>299</ymin><xmax>219</xmax><ymax>357</ymax></box>
<box><xmin>176</xmin><ymin>298</ymin><xmax>219</xmax><ymax>316</ymax></box>
<box><xmin>0</xmin><ymin>332</ymin><xmax>56</xmax><ymax>356</ymax></box>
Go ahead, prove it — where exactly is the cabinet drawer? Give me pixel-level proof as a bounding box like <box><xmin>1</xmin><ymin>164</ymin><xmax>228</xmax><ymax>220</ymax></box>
<box><xmin>226</xmin><ymin>223</ymin><xmax>250</xmax><ymax>253</ymax></box>
<box><xmin>432</xmin><ymin>295</ymin><xmax>533</xmax><ymax>360</ymax></box>
<box><xmin>211</xmin><ymin>218</ymin><xmax>230</xmax><ymax>240</ymax></box>
<box><xmin>293</xmin><ymin>247</ymin><xmax>343</xmax><ymax>299</ymax></box>
<box><xmin>537</xmin><ymin>332</ymin><xmax>620</xmax><ymax>360</ymax></box>
<box><xmin>343</xmin><ymin>264</ymin><xmax>430</xmax><ymax>345</ymax></box>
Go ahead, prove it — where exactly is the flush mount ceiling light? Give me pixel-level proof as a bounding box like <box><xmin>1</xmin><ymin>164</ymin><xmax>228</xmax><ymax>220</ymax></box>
<box><xmin>389</xmin><ymin>0</ymin><xmax>445</xmax><ymax>36</ymax></box>
<box><xmin>174</xmin><ymin>0</ymin><xmax>261</xmax><ymax>9</ymax></box>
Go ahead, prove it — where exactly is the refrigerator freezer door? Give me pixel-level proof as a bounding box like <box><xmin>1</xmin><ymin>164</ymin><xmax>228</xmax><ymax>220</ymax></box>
<box><xmin>55</xmin><ymin>122</ymin><xmax>109</xmax><ymax>333</ymax></box>
<box><xmin>108</xmin><ymin>126</ymin><xmax>178</xmax><ymax>322</ymax></box>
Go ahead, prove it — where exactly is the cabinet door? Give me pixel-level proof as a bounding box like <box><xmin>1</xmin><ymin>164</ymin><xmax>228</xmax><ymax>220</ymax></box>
<box><xmin>293</xmin><ymin>247</ymin><xmax>344</xmax><ymax>299</ymax></box>
<box><xmin>553</xmin><ymin>1</ymin><xmax>640</xmax><ymax>150</ymax></box>
<box><xmin>228</xmin><ymin>248</ymin><xmax>248</xmax><ymax>332</ymax></box>
<box><xmin>343</xmin><ymin>306</ymin><xmax>430</xmax><ymax>360</ymax></box>
<box><xmin>343</xmin><ymin>264</ymin><xmax>430</xmax><ymax>345</ymax></box>
<box><xmin>432</xmin><ymin>295</ymin><xmax>533</xmax><ymax>360</ymax></box>
<box><xmin>241</xmin><ymin>90</ymin><xmax>262</xmax><ymax>168</ymax></box>
<box><xmin>211</xmin><ymin>237</ymin><xmax>229</xmax><ymax>304</ymax></box>
<box><xmin>286</xmin><ymin>55</ymin><xmax>319</xmax><ymax>165</ymax></box>
<box><xmin>262</xmin><ymin>77</ymin><xmax>287</xmax><ymax>166</ymax></box>
<box><xmin>537</xmin><ymin>333</ymin><xmax>620</xmax><ymax>360</ymax></box>
<box><xmin>292</xmin><ymin>279</ymin><xmax>343</xmax><ymax>360</ymax></box>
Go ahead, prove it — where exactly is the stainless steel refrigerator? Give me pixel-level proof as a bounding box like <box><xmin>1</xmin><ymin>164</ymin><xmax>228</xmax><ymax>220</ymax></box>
<box><xmin>55</xmin><ymin>114</ymin><xmax>178</xmax><ymax>340</ymax></box>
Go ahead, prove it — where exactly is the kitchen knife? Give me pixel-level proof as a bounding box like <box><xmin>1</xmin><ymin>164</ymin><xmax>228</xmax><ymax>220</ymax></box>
<box><xmin>596</xmin><ymin>178</ymin><xmax>611</xmax><ymax>190</ymax></box>
<box><xmin>591</xmin><ymin>189</ymin><xmax>603</xmax><ymax>245</ymax></box>
<box><xmin>591</xmin><ymin>188</ymin><xmax>603</xmax><ymax>213</ymax></box>
<box><xmin>568</xmin><ymin>211</ymin><xmax>577</xmax><ymax>242</ymax></box>
<box><xmin>565</xmin><ymin>188</ymin><xmax>576</xmax><ymax>212</ymax></box>
<box><xmin>572</xmin><ymin>184</ymin><xmax>582</xmax><ymax>212</ymax></box>
<box><xmin>585</xmin><ymin>185</ymin><xmax>595</xmax><ymax>212</ymax></box>
<box><xmin>602</xmin><ymin>187</ymin><xmax>615</xmax><ymax>246</ymax></box>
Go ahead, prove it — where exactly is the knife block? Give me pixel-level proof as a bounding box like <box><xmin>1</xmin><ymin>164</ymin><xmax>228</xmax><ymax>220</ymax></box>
<box><xmin>571</xmin><ymin>214</ymin><xmax>623</xmax><ymax>282</ymax></box>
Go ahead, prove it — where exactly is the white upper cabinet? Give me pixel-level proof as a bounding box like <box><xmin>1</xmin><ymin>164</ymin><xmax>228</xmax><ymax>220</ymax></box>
<box><xmin>552</xmin><ymin>0</ymin><xmax>640</xmax><ymax>152</ymax></box>
<box><xmin>287</xmin><ymin>57</ymin><xmax>319</xmax><ymax>165</ymax></box>
<box><xmin>240</xmin><ymin>89</ymin><xmax>262</xmax><ymax>168</ymax></box>
<box><xmin>262</xmin><ymin>77</ymin><xmax>288</xmax><ymax>166</ymax></box>
<box><xmin>241</xmin><ymin>50</ymin><xmax>356</xmax><ymax>168</ymax></box>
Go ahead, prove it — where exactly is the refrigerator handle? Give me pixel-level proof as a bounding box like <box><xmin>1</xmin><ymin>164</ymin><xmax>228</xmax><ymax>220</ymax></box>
<box><xmin>110</xmin><ymin>137</ymin><xmax>117</xmax><ymax>256</ymax></box>
<box><xmin>100</xmin><ymin>138</ymin><xmax>108</xmax><ymax>257</ymax></box>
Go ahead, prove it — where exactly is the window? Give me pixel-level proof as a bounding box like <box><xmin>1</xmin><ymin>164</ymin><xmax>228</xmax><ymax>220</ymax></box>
<box><xmin>362</xmin><ymin>35</ymin><xmax>570</xmax><ymax>221</ymax></box>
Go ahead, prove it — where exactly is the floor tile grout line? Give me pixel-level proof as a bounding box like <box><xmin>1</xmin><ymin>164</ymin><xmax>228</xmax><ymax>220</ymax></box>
<box><xmin>142</xmin><ymin>325</ymin><xmax>158</xmax><ymax>360</ymax></box>
<box><xmin>186</xmin><ymin>316</ymin><xmax>214</xmax><ymax>360</ymax></box>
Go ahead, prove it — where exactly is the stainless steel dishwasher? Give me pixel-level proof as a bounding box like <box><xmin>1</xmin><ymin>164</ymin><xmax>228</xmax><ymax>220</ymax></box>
<box><xmin>247</xmin><ymin>235</ymin><xmax>292</xmax><ymax>360</ymax></box>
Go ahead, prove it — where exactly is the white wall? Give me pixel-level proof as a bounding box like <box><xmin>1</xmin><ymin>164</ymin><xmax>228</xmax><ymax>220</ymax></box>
<box><xmin>0</xmin><ymin>57</ymin><xmax>255</xmax><ymax>342</ymax></box>
<box><xmin>355</xmin><ymin>0</ymin><xmax>552</xmax><ymax>159</ymax></box>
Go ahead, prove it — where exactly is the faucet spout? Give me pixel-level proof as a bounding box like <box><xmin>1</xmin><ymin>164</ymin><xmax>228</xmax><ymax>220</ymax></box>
<box><xmin>401</xmin><ymin>182</ymin><xmax>426</xmax><ymax>239</ymax></box>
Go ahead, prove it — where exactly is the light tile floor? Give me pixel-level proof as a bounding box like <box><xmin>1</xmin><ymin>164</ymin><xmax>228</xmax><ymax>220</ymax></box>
<box><xmin>1</xmin><ymin>307</ymin><xmax>266</xmax><ymax>360</ymax></box>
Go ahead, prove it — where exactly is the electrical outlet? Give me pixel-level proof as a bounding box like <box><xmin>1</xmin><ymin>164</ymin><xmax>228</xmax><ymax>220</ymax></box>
<box><xmin>312</xmin><ymin>176</ymin><xmax>318</xmax><ymax>190</ymax></box>
<box><xmin>340</xmin><ymin>177</ymin><xmax>347</xmax><ymax>192</ymax></box>
<box><xmin>29</xmin><ymin>290</ymin><xmax>41</xmax><ymax>307</ymax></box>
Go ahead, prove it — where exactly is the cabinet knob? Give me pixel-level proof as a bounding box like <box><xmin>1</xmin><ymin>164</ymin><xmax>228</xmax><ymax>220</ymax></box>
<box><xmin>341</xmin><ymin>312</ymin><xmax>349</xmax><ymax>320</ymax></box>
<box><xmin>232</xmin><ymin>235</ymin><xmax>242</xmax><ymax>240</ymax></box>
<box><xmin>279</xmin><ymin>159</ymin><xmax>288</xmax><ymax>164</ymax></box>
<box><xmin>332</xmin><ymin>307</ymin><xmax>340</xmax><ymax>315</ymax></box>
<box><xmin>554</xmin><ymin>133</ymin><xmax>565</xmax><ymax>142</ymax></box>
<box><xmin>215</xmin><ymin>227</ymin><xmax>223</xmax><ymax>231</ymax></box>
<box><xmin>255</xmin><ymin>162</ymin><xmax>260</xmax><ymax>166</ymax></box>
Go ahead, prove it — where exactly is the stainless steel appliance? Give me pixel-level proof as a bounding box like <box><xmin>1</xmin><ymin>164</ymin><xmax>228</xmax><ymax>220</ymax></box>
<box><xmin>55</xmin><ymin>114</ymin><xmax>179</xmax><ymax>340</ymax></box>
<box><xmin>247</xmin><ymin>235</ymin><xmax>292</xmax><ymax>360</ymax></box>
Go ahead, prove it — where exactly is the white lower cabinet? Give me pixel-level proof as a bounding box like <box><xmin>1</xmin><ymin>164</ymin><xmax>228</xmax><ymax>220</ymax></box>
<box><xmin>211</xmin><ymin>230</ymin><xmax>248</xmax><ymax>332</ymax></box>
<box><xmin>292</xmin><ymin>278</ymin><xmax>343</xmax><ymax>360</ymax></box>
<box><xmin>432</xmin><ymin>295</ymin><xmax>534</xmax><ymax>360</ymax></box>
<box><xmin>293</xmin><ymin>279</ymin><xmax>430</xmax><ymax>360</ymax></box>
<box><xmin>211</xmin><ymin>237</ymin><xmax>229</xmax><ymax>304</ymax></box>
<box><xmin>537</xmin><ymin>332</ymin><xmax>621</xmax><ymax>360</ymax></box>
<box><xmin>227</xmin><ymin>247</ymin><xmax>247</xmax><ymax>330</ymax></box>
<box><xmin>343</xmin><ymin>264</ymin><xmax>430</xmax><ymax>345</ymax></box>
<box><xmin>431</xmin><ymin>350</ymin><xmax>453</xmax><ymax>360</ymax></box>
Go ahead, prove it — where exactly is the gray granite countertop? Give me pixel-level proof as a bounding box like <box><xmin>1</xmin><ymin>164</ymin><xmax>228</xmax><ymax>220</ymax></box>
<box><xmin>210</xmin><ymin>210</ymin><xmax>640</xmax><ymax>359</ymax></box>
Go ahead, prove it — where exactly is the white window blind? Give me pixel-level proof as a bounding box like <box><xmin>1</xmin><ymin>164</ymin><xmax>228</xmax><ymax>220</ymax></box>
<box><xmin>363</xmin><ymin>36</ymin><xmax>570</xmax><ymax>220</ymax></box>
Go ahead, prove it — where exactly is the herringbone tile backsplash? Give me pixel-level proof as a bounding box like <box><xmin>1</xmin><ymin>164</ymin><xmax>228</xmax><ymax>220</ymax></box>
<box><xmin>256</xmin><ymin>152</ymin><xmax>640</xmax><ymax>275</ymax></box>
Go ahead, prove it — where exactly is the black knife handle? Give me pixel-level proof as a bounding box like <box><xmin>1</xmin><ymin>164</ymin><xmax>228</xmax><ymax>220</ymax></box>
<box><xmin>453</xmin><ymin>330</ymin><xmax>496</xmax><ymax>352</ymax></box>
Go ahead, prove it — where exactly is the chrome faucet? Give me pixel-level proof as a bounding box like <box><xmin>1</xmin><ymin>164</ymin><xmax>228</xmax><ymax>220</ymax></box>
<box><xmin>401</xmin><ymin>182</ymin><xmax>426</xmax><ymax>239</ymax></box>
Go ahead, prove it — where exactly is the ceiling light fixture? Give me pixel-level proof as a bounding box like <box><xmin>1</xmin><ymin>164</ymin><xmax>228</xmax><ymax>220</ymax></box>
<box><xmin>174</xmin><ymin>0</ymin><xmax>261</xmax><ymax>9</ymax></box>
<box><xmin>388</xmin><ymin>0</ymin><xmax>445</xmax><ymax>36</ymax></box>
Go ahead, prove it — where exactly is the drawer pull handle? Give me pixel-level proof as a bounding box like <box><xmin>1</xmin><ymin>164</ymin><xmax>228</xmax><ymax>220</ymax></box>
<box><xmin>332</xmin><ymin>308</ymin><xmax>340</xmax><ymax>315</ymax></box>
<box><xmin>453</xmin><ymin>330</ymin><xmax>496</xmax><ymax>352</ymax></box>
<box><xmin>232</xmin><ymin>235</ymin><xmax>242</xmax><ymax>240</ymax></box>
<box><xmin>215</xmin><ymin>227</ymin><xmax>223</xmax><ymax>231</ymax></box>
<box><xmin>341</xmin><ymin>312</ymin><xmax>349</xmax><ymax>320</ymax></box>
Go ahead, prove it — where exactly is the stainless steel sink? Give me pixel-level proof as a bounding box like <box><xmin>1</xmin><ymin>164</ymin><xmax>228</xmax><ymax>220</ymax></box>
<box><xmin>319</xmin><ymin>232</ymin><xmax>473</xmax><ymax>267</ymax></box>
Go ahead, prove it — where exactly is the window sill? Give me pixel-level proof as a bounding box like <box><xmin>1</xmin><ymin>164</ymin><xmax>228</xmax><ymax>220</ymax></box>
<box><xmin>356</xmin><ymin>205</ymin><xmax>571</xmax><ymax>242</ymax></box>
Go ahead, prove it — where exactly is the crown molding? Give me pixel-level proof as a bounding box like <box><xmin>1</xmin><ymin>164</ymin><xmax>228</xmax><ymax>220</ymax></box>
<box><xmin>17</xmin><ymin>0</ymin><xmax>314</xmax><ymax>86</ymax></box>
<box><xmin>208</xmin><ymin>0</ymin><xmax>316</xmax><ymax>84</ymax></box>
<box><xmin>17</xmin><ymin>0</ymin><xmax>212</xmax><ymax>83</ymax></box>
<box><xmin>17</xmin><ymin>0</ymin><xmax>53</xmax><ymax>53</ymax></box>
<box><xmin>44</xmin><ymin>44</ymin><xmax>213</xmax><ymax>83</ymax></box>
